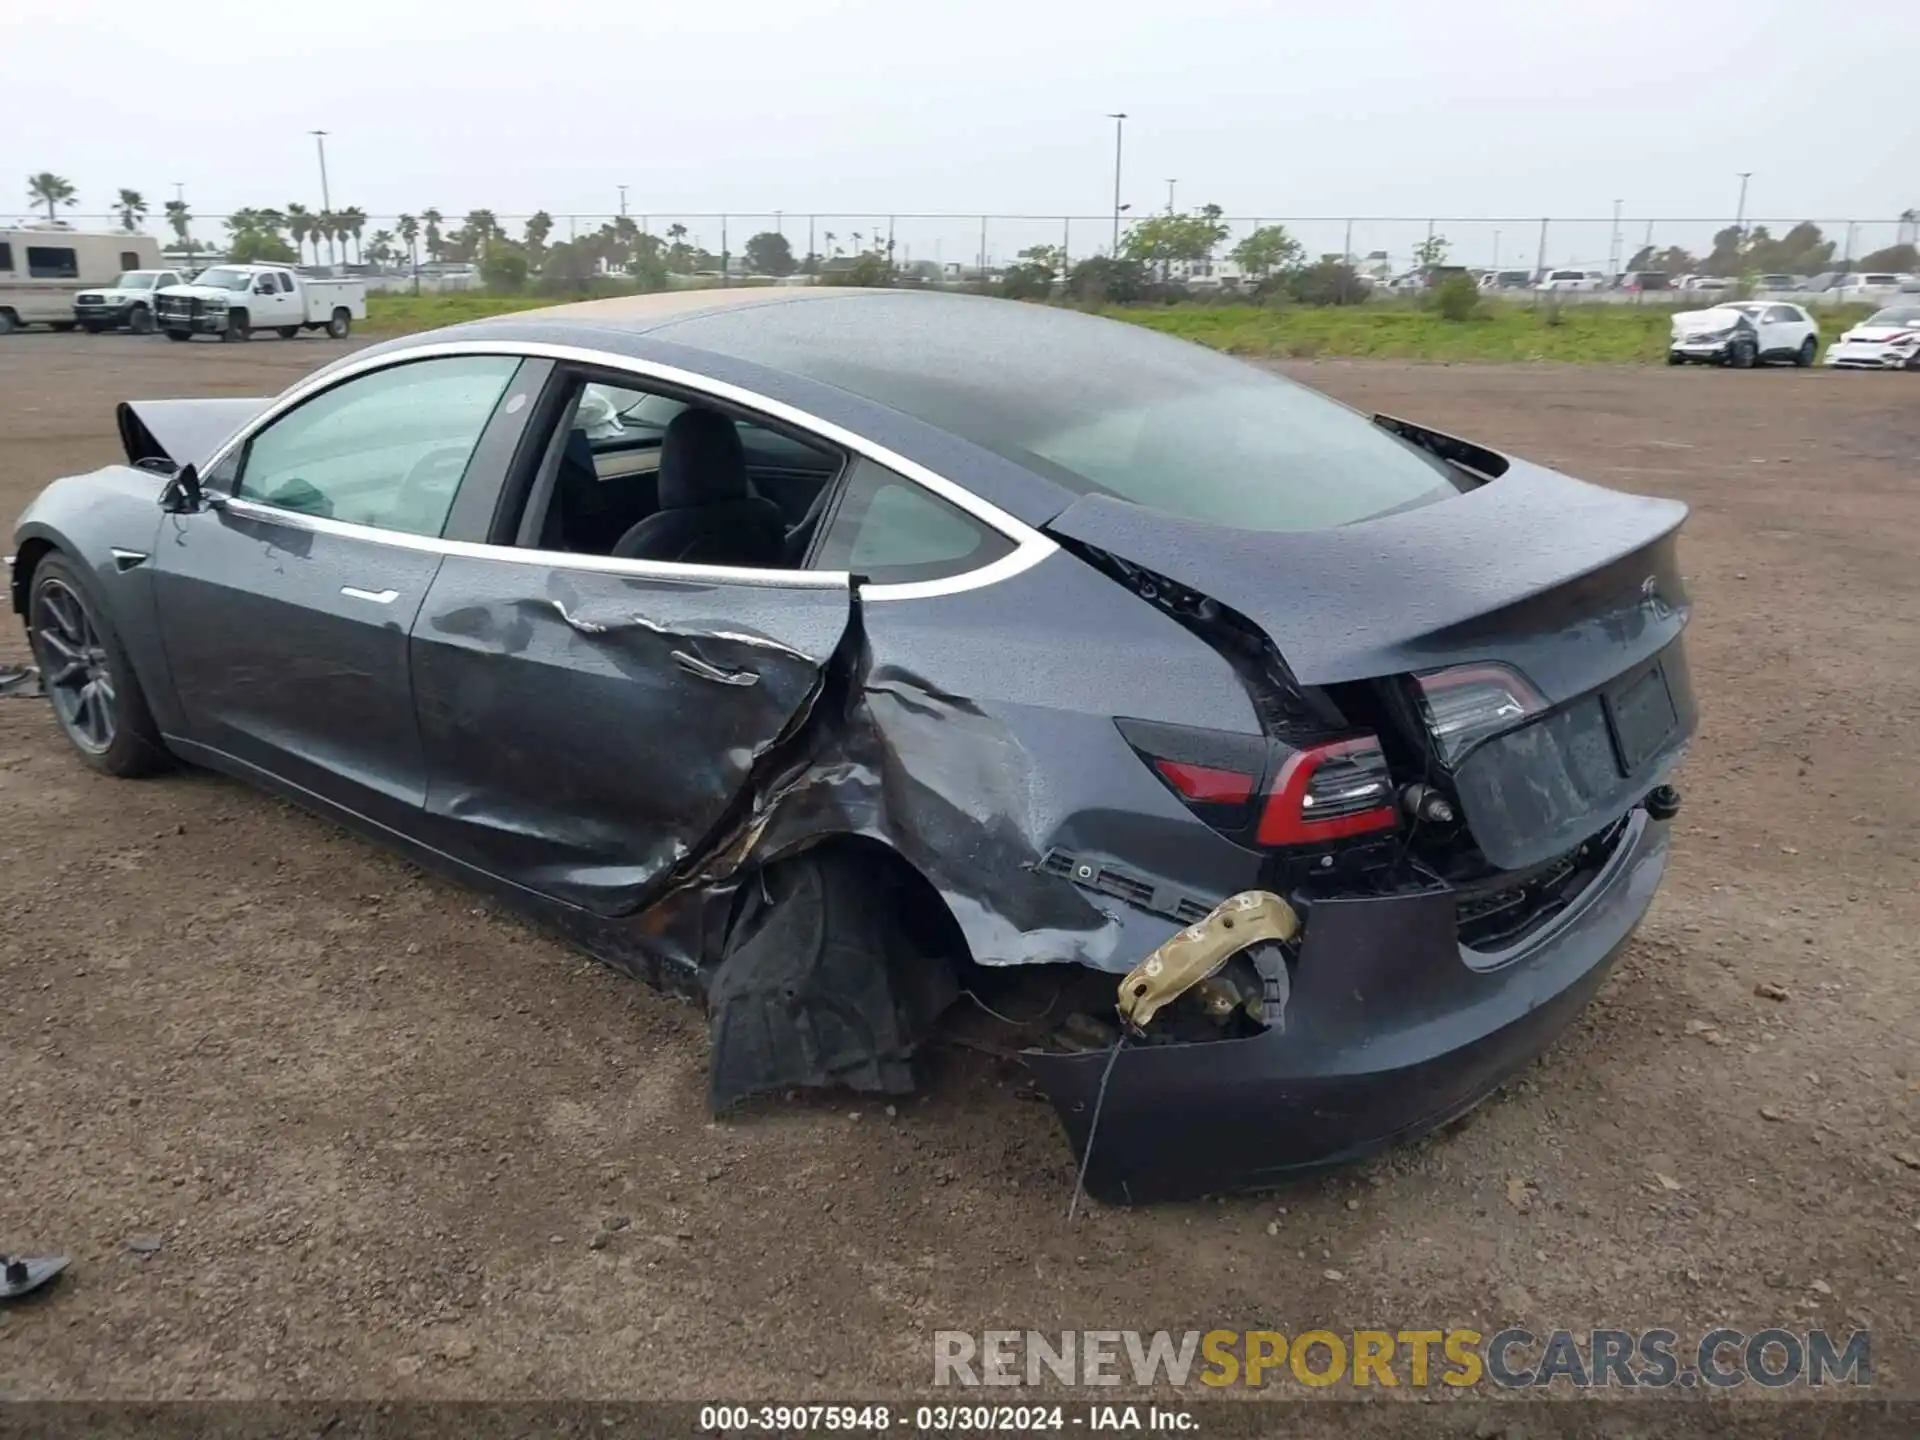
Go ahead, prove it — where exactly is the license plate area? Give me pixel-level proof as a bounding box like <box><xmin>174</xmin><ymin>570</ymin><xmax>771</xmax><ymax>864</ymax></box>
<box><xmin>1603</xmin><ymin>662</ymin><xmax>1677</xmax><ymax>775</ymax></box>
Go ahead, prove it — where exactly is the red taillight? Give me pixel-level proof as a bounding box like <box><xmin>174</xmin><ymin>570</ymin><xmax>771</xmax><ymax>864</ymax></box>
<box><xmin>1255</xmin><ymin>736</ymin><xmax>1398</xmax><ymax>845</ymax></box>
<box><xmin>1118</xmin><ymin>718</ymin><xmax>1399</xmax><ymax>850</ymax></box>
<box><xmin>1412</xmin><ymin>663</ymin><xmax>1546</xmax><ymax>766</ymax></box>
<box><xmin>1153</xmin><ymin>759</ymin><xmax>1255</xmax><ymax>805</ymax></box>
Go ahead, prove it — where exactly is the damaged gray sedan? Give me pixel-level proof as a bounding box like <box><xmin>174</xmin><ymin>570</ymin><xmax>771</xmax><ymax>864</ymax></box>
<box><xmin>9</xmin><ymin>290</ymin><xmax>1694</xmax><ymax>1202</ymax></box>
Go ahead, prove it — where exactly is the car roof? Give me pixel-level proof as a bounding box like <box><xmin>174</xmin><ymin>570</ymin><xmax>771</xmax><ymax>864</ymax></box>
<box><xmin>353</xmin><ymin>289</ymin><xmax>1104</xmax><ymax>526</ymax></box>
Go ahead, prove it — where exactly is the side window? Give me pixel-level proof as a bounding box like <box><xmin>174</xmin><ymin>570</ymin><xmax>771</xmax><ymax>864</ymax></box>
<box><xmin>0</xmin><ymin>242</ymin><xmax>13</xmax><ymax>272</ymax></box>
<box><xmin>235</xmin><ymin>356</ymin><xmax>522</xmax><ymax>538</ymax></box>
<box><xmin>277</xmin><ymin>272</ymin><xmax>296</xmax><ymax>292</ymax></box>
<box><xmin>120</xmin><ymin>250</ymin><xmax>140</xmax><ymax>270</ymax></box>
<box><xmin>27</xmin><ymin>246</ymin><xmax>79</xmax><ymax>279</ymax></box>
<box><xmin>1764</xmin><ymin>306</ymin><xmax>1795</xmax><ymax>323</ymax></box>
<box><xmin>810</xmin><ymin>458</ymin><xmax>1014</xmax><ymax>585</ymax></box>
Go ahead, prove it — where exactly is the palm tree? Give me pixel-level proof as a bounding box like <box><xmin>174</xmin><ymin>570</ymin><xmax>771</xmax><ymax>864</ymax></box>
<box><xmin>367</xmin><ymin>229</ymin><xmax>395</xmax><ymax>268</ymax></box>
<box><xmin>115</xmin><ymin>188</ymin><xmax>148</xmax><ymax>233</ymax></box>
<box><xmin>315</xmin><ymin>210</ymin><xmax>340</xmax><ymax>267</ymax></box>
<box><xmin>422</xmin><ymin>209</ymin><xmax>444</xmax><ymax>263</ymax></box>
<box><xmin>163</xmin><ymin>199</ymin><xmax>194</xmax><ymax>253</ymax></box>
<box><xmin>285</xmin><ymin>204</ymin><xmax>313</xmax><ymax>264</ymax></box>
<box><xmin>339</xmin><ymin>206</ymin><xmax>366</xmax><ymax>265</ymax></box>
<box><xmin>396</xmin><ymin>213</ymin><xmax>420</xmax><ymax>277</ymax></box>
<box><xmin>27</xmin><ymin>172</ymin><xmax>77</xmax><ymax>225</ymax></box>
<box><xmin>667</xmin><ymin>222</ymin><xmax>687</xmax><ymax>245</ymax></box>
<box><xmin>462</xmin><ymin>209</ymin><xmax>498</xmax><ymax>258</ymax></box>
<box><xmin>823</xmin><ymin>229</ymin><xmax>837</xmax><ymax>258</ymax></box>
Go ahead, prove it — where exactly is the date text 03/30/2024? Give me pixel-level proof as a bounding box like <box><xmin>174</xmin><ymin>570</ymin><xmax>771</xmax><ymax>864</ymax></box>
<box><xmin>697</xmin><ymin>1405</ymin><xmax>1195</xmax><ymax>1432</ymax></box>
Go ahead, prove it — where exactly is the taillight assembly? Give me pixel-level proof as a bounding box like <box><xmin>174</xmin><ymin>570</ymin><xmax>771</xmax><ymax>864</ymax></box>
<box><xmin>1255</xmin><ymin>736</ymin><xmax>1397</xmax><ymax>845</ymax></box>
<box><xmin>1116</xmin><ymin>719</ymin><xmax>1399</xmax><ymax>850</ymax></box>
<box><xmin>1411</xmin><ymin>663</ymin><xmax>1545</xmax><ymax>766</ymax></box>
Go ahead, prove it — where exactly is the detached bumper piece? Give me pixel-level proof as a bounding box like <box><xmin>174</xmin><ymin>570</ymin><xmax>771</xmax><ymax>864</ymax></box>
<box><xmin>1025</xmin><ymin>810</ymin><xmax>1669</xmax><ymax>1204</ymax></box>
<box><xmin>2</xmin><ymin>1254</ymin><xmax>68</xmax><ymax>1300</ymax></box>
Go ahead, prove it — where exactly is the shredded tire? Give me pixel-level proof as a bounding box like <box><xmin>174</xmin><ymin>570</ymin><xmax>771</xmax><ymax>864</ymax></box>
<box><xmin>707</xmin><ymin>849</ymin><xmax>956</xmax><ymax>1112</ymax></box>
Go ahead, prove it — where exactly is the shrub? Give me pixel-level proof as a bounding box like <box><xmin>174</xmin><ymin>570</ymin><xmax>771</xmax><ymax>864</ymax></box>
<box><xmin>1066</xmin><ymin>256</ymin><xmax>1145</xmax><ymax>305</ymax></box>
<box><xmin>998</xmin><ymin>262</ymin><xmax>1053</xmax><ymax>301</ymax></box>
<box><xmin>480</xmin><ymin>242</ymin><xmax>530</xmax><ymax>293</ymax></box>
<box><xmin>1286</xmin><ymin>260</ymin><xmax>1365</xmax><ymax>307</ymax></box>
<box><xmin>1434</xmin><ymin>273</ymin><xmax>1479</xmax><ymax>321</ymax></box>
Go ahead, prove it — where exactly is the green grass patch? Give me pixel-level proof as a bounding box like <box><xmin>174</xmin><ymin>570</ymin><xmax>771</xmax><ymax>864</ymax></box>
<box><xmin>365</xmin><ymin>291</ymin><xmax>576</xmax><ymax>333</ymax></box>
<box><xmin>1099</xmin><ymin>301</ymin><xmax>1876</xmax><ymax>364</ymax></box>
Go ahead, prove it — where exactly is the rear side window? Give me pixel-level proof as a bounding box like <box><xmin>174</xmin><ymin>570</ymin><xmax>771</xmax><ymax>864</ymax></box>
<box><xmin>0</xmin><ymin>242</ymin><xmax>14</xmax><ymax>272</ymax></box>
<box><xmin>27</xmin><ymin>246</ymin><xmax>78</xmax><ymax>279</ymax></box>
<box><xmin>811</xmin><ymin>458</ymin><xmax>1013</xmax><ymax>585</ymax></box>
<box><xmin>120</xmin><ymin>250</ymin><xmax>140</xmax><ymax>270</ymax></box>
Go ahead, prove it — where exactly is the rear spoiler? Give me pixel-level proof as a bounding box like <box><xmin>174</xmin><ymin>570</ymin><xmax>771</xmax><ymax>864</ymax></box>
<box><xmin>116</xmin><ymin>397</ymin><xmax>270</xmax><ymax>470</ymax></box>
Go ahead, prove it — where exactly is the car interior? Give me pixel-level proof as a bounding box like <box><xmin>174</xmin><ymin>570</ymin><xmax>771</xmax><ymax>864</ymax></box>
<box><xmin>520</xmin><ymin>378</ymin><xmax>846</xmax><ymax>570</ymax></box>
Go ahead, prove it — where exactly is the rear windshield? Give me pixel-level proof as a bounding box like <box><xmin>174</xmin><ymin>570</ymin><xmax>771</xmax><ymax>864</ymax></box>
<box><xmin>665</xmin><ymin>296</ymin><xmax>1457</xmax><ymax>533</ymax></box>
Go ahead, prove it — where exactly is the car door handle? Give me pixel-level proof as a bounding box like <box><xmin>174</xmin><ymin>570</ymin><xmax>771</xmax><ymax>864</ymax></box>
<box><xmin>671</xmin><ymin>650</ymin><xmax>758</xmax><ymax>687</ymax></box>
<box><xmin>341</xmin><ymin>586</ymin><xmax>400</xmax><ymax>604</ymax></box>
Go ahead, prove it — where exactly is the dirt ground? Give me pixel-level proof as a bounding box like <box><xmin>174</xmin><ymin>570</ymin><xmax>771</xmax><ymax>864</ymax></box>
<box><xmin>1</xmin><ymin>332</ymin><xmax>1915</xmax><ymax>1401</ymax></box>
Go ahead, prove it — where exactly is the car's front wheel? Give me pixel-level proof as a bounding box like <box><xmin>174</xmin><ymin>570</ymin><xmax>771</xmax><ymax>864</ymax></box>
<box><xmin>222</xmin><ymin>310</ymin><xmax>251</xmax><ymax>342</ymax></box>
<box><xmin>27</xmin><ymin>555</ymin><xmax>170</xmax><ymax>778</ymax></box>
<box><xmin>1795</xmin><ymin>337</ymin><xmax>1817</xmax><ymax>367</ymax></box>
<box><xmin>128</xmin><ymin>304</ymin><xmax>154</xmax><ymax>335</ymax></box>
<box><xmin>1727</xmin><ymin>336</ymin><xmax>1756</xmax><ymax>368</ymax></box>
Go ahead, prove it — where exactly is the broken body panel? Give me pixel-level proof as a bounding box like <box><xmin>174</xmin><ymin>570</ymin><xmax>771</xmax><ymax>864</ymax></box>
<box><xmin>12</xmin><ymin>298</ymin><xmax>1697</xmax><ymax>1202</ymax></box>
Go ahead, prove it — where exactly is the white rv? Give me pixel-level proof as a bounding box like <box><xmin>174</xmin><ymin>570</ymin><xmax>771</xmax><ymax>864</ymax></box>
<box><xmin>0</xmin><ymin>226</ymin><xmax>164</xmax><ymax>333</ymax></box>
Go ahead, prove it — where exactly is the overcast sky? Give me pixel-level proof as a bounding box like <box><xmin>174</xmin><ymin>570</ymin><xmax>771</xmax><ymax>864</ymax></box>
<box><xmin>6</xmin><ymin>0</ymin><xmax>1916</xmax><ymax>266</ymax></box>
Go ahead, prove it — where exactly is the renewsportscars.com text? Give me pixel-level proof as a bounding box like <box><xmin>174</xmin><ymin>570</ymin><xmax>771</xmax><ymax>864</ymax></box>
<box><xmin>933</xmin><ymin>1328</ymin><xmax>1870</xmax><ymax>1390</ymax></box>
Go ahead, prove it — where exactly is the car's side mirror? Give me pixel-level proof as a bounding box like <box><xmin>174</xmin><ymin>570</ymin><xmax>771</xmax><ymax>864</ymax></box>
<box><xmin>159</xmin><ymin>463</ymin><xmax>205</xmax><ymax>514</ymax></box>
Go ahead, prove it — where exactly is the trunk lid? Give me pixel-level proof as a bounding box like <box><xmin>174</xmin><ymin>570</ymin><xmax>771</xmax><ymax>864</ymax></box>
<box><xmin>1047</xmin><ymin>453</ymin><xmax>1695</xmax><ymax>871</ymax></box>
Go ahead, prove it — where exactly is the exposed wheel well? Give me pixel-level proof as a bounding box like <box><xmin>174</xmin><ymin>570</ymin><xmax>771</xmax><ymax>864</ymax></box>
<box><xmin>706</xmin><ymin>834</ymin><xmax>969</xmax><ymax>1110</ymax></box>
<box><xmin>9</xmin><ymin>536</ymin><xmax>55</xmax><ymax>620</ymax></box>
<box><xmin>732</xmin><ymin>833</ymin><xmax>974</xmax><ymax>973</ymax></box>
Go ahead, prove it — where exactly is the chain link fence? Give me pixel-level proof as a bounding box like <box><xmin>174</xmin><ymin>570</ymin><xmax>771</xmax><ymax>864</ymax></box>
<box><xmin>24</xmin><ymin>209</ymin><xmax>1916</xmax><ymax>295</ymax></box>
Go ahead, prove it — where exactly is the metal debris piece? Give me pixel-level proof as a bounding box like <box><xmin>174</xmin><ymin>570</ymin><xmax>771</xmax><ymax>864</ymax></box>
<box><xmin>1</xmin><ymin>1254</ymin><xmax>69</xmax><ymax>1299</ymax></box>
<box><xmin>1115</xmin><ymin>890</ymin><xmax>1299</xmax><ymax>1031</ymax></box>
<box><xmin>0</xmin><ymin>664</ymin><xmax>43</xmax><ymax>699</ymax></box>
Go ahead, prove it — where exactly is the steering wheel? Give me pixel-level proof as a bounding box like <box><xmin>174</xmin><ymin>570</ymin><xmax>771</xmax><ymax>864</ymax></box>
<box><xmin>393</xmin><ymin>445</ymin><xmax>472</xmax><ymax>528</ymax></box>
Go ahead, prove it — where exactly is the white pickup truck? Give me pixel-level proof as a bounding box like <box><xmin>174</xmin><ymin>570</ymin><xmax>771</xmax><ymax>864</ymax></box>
<box><xmin>153</xmin><ymin>264</ymin><xmax>367</xmax><ymax>342</ymax></box>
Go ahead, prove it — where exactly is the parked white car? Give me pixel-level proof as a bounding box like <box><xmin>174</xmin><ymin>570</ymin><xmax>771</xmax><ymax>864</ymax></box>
<box><xmin>1823</xmin><ymin>304</ymin><xmax>1920</xmax><ymax>370</ymax></box>
<box><xmin>1676</xmin><ymin>275</ymin><xmax>1738</xmax><ymax>296</ymax></box>
<box><xmin>72</xmin><ymin>268</ymin><xmax>185</xmax><ymax>334</ymax></box>
<box><xmin>1828</xmin><ymin>272</ymin><xmax>1920</xmax><ymax>305</ymax></box>
<box><xmin>1535</xmin><ymin>268</ymin><xmax>1607</xmax><ymax>293</ymax></box>
<box><xmin>153</xmin><ymin>264</ymin><xmax>367</xmax><ymax>342</ymax></box>
<box><xmin>1668</xmin><ymin>302</ymin><xmax>1819</xmax><ymax>368</ymax></box>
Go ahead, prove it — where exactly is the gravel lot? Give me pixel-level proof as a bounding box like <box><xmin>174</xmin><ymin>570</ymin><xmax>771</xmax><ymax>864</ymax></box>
<box><xmin>2</xmin><ymin>332</ymin><xmax>1916</xmax><ymax>1400</ymax></box>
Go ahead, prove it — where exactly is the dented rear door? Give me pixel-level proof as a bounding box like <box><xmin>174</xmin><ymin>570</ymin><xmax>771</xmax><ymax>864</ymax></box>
<box><xmin>407</xmin><ymin>556</ymin><xmax>852</xmax><ymax>915</ymax></box>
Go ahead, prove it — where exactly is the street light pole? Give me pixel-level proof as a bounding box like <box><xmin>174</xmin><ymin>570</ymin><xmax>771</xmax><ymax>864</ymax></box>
<box><xmin>1734</xmin><ymin>172</ymin><xmax>1752</xmax><ymax>242</ymax></box>
<box><xmin>618</xmin><ymin>185</ymin><xmax>628</xmax><ymax>217</ymax></box>
<box><xmin>1165</xmin><ymin>178</ymin><xmax>1177</xmax><ymax>214</ymax></box>
<box><xmin>310</xmin><ymin>130</ymin><xmax>332</xmax><ymax>213</ymax></box>
<box><xmin>1107</xmin><ymin>112</ymin><xmax>1127</xmax><ymax>254</ymax></box>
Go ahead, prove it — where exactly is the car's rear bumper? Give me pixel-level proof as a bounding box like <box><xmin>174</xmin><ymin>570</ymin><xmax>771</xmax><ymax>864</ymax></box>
<box><xmin>1023</xmin><ymin>808</ymin><xmax>1668</xmax><ymax>1203</ymax></box>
